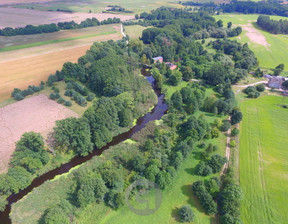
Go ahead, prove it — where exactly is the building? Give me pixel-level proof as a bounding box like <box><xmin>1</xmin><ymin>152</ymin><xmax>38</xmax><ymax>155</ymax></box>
<box><xmin>152</xmin><ymin>56</ymin><xmax>163</xmax><ymax>64</ymax></box>
<box><xmin>267</xmin><ymin>76</ymin><xmax>286</xmax><ymax>89</ymax></box>
<box><xmin>165</xmin><ymin>62</ymin><xmax>177</xmax><ymax>70</ymax></box>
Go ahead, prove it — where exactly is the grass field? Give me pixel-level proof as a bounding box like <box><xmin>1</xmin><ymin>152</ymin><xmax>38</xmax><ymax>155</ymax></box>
<box><xmin>214</xmin><ymin>14</ymin><xmax>288</xmax><ymax>70</ymax></box>
<box><xmin>0</xmin><ymin>24</ymin><xmax>122</xmax><ymax>102</ymax></box>
<box><xmin>239</xmin><ymin>95</ymin><xmax>288</xmax><ymax>224</ymax></box>
<box><xmin>124</xmin><ymin>25</ymin><xmax>149</xmax><ymax>40</ymax></box>
<box><xmin>11</xmin><ymin>0</ymin><xmax>182</xmax><ymax>14</ymax></box>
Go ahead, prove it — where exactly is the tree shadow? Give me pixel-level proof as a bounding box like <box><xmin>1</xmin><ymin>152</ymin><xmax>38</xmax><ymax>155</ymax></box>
<box><xmin>171</xmin><ymin>207</ymin><xmax>181</xmax><ymax>222</ymax></box>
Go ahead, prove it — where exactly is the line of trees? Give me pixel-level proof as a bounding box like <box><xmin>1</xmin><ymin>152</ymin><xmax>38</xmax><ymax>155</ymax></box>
<box><xmin>257</xmin><ymin>15</ymin><xmax>288</xmax><ymax>34</ymax></box>
<box><xmin>0</xmin><ymin>17</ymin><xmax>121</xmax><ymax>36</ymax></box>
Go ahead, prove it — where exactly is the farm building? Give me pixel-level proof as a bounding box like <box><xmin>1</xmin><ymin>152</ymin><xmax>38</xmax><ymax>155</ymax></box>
<box><xmin>267</xmin><ymin>76</ymin><xmax>288</xmax><ymax>89</ymax></box>
<box><xmin>152</xmin><ymin>56</ymin><xmax>163</xmax><ymax>64</ymax></box>
<box><xmin>165</xmin><ymin>62</ymin><xmax>177</xmax><ymax>70</ymax></box>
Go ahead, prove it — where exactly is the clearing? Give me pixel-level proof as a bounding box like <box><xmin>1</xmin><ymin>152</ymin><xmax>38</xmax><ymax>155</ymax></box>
<box><xmin>239</xmin><ymin>95</ymin><xmax>288</xmax><ymax>224</ymax></box>
<box><xmin>0</xmin><ymin>24</ymin><xmax>122</xmax><ymax>102</ymax></box>
<box><xmin>0</xmin><ymin>94</ymin><xmax>78</xmax><ymax>174</ymax></box>
<box><xmin>214</xmin><ymin>14</ymin><xmax>288</xmax><ymax>69</ymax></box>
<box><xmin>0</xmin><ymin>7</ymin><xmax>134</xmax><ymax>28</ymax></box>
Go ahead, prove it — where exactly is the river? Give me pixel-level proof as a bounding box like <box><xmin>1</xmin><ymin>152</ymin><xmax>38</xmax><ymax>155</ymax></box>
<box><xmin>0</xmin><ymin>71</ymin><xmax>168</xmax><ymax>224</ymax></box>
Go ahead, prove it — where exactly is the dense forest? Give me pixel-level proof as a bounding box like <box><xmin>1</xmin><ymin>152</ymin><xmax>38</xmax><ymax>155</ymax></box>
<box><xmin>221</xmin><ymin>1</ymin><xmax>288</xmax><ymax>17</ymax></box>
<box><xmin>257</xmin><ymin>15</ymin><xmax>288</xmax><ymax>34</ymax></box>
<box><xmin>0</xmin><ymin>7</ymin><xmax>252</xmax><ymax>224</ymax></box>
<box><xmin>0</xmin><ymin>17</ymin><xmax>121</xmax><ymax>36</ymax></box>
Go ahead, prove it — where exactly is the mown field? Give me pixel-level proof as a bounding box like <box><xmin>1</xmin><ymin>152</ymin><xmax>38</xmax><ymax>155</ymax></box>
<box><xmin>124</xmin><ymin>25</ymin><xmax>149</xmax><ymax>40</ymax></box>
<box><xmin>11</xmin><ymin>0</ymin><xmax>182</xmax><ymax>14</ymax></box>
<box><xmin>239</xmin><ymin>95</ymin><xmax>288</xmax><ymax>224</ymax></box>
<box><xmin>0</xmin><ymin>24</ymin><xmax>122</xmax><ymax>102</ymax></box>
<box><xmin>214</xmin><ymin>14</ymin><xmax>288</xmax><ymax>70</ymax></box>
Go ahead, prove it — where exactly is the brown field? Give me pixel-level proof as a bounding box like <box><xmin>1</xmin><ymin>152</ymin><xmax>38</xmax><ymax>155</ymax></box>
<box><xmin>0</xmin><ymin>25</ymin><xmax>122</xmax><ymax>102</ymax></box>
<box><xmin>0</xmin><ymin>7</ymin><xmax>134</xmax><ymax>28</ymax></box>
<box><xmin>0</xmin><ymin>94</ymin><xmax>78</xmax><ymax>173</ymax></box>
<box><xmin>0</xmin><ymin>0</ymin><xmax>59</xmax><ymax>5</ymax></box>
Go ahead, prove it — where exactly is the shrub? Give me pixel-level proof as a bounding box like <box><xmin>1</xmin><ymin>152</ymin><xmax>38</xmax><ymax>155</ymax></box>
<box><xmin>231</xmin><ymin>128</ymin><xmax>239</xmax><ymax>136</ymax></box>
<box><xmin>64</xmin><ymin>101</ymin><xmax>72</xmax><ymax>106</ymax></box>
<box><xmin>256</xmin><ymin>83</ymin><xmax>265</xmax><ymax>92</ymax></box>
<box><xmin>179</xmin><ymin>205</ymin><xmax>194</xmax><ymax>222</ymax></box>
<box><xmin>57</xmin><ymin>97</ymin><xmax>65</xmax><ymax>104</ymax></box>
<box><xmin>86</xmin><ymin>92</ymin><xmax>95</xmax><ymax>101</ymax></box>
<box><xmin>221</xmin><ymin>120</ymin><xmax>231</xmax><ymax>132</ymax></box>
<box><xmin>14</xmin><ymin>93</ymin><xmax>24</xmax><ymax>101</ymax></box>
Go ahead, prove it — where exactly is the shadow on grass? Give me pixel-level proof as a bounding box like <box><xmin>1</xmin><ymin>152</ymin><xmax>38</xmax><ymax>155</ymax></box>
<box><xmin>171</xmin><ymin>207</ymin><xmax>181</xmax><ymax>222</ymax></box>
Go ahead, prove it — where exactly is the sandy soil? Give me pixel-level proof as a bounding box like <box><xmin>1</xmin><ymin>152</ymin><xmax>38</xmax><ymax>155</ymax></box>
<box><xmin>242</xmin><ymin>23</ymin><xmax>270</xmax><ymax>47</ymax></box>
<box><xmin>0</xmin><ymin>94</ymin><xmax>78</xmax><ymax>173</ymax></box>
<box><xmin>0</xmin><ymin>31</ymin><xmax>122</xmax><ymax>101</ymax></box>
<box><xmin>0</xmin><ymin>7</ymin><xmax>134</xmax><ymax>28</ymax></box>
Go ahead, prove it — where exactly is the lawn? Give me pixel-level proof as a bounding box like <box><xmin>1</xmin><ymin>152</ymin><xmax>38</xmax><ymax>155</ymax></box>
<box><xmin>214</xmin><ymin>14</ymin><xmax>288</xmax><ymax>70</ymax></box>
<box><xmin>239</xmin><ymin>95</ymin><xmax>288</xmax><ymax>224</ymax></box>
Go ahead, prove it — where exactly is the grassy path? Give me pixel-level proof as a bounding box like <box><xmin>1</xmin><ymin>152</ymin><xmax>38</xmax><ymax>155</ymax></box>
<box><xmin>239</xmin><ymin>95</ymin><xmax>288</xmax><ymax>224</ymax></box>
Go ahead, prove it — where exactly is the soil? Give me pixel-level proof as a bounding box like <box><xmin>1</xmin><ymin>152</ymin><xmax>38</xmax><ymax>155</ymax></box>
<box><xmin>0</xmin><ymin>7</ymin><xmax>134</xmax><ymax>28</ymax></box>
<box><xmin>242</xmin><ymin>23</ymin><xmax>270</xmax><ymax>47</ymax></box>
<box><xmin>0</xmin><ymin>94</ymin><xmax>78</xmax><ymax>173</ymax></box>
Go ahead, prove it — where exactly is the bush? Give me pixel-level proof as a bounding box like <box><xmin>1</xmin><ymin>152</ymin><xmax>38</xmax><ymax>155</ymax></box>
<box><xmin>86</xmin><ymin>92</ymin><xmax>95</xmax><ymax>101</ymax></box>
<box><xmin>64</xmin><ymin>101</ymin><xmax>72</xmax><ymax>106</ymax></box>
<box><xmin>221</xmin><ymin>120</ymin><xmax>231</xmax><ymax>132</ymax></box>
<box><xmin>57</xmin><ymin>97</ymin><xmax>65</xmax><ymax>104</ymax></box>
<box><xmin>256</xmin><ymin>83</ymin><xmax>265</xmax><ymax>92</ymax></box>
<box><xmin>231</xmin><ymin>128</ymin><xmax>239</xmax><ymax>136</ymax></box>
<box><xmin>14</xmin><ymin>93</ymin><xmax>24</xmax><ymax>101</ymax></box>
<box><xmin>179</xmin><ymin>205</ymin><xmax>194</xmax><ymax>222</ymax></box>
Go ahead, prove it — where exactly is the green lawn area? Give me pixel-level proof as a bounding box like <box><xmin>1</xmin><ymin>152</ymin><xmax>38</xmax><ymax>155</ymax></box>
<box><xmin>239</xmin><ymin>95</ymin><xmax>288</xmax><ymax>224</ymax></box>
<box><xmin>214</xmin><ymin>14</ymin><xmax>288</xmax><ymax>70</ymax></box>
<box><xmin>124</xmin><ymin>25</ymin><xmax>149</xmax><ymax>40</ymax></box>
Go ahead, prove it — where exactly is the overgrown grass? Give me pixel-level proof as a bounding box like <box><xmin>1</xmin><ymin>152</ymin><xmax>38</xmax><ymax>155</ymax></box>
<box><xmin>124</xmin><ymin>25</ymin><xmax>150</xmax><ymax>39</ymax></box>
<box><xmin>239</xmin><ymin>95</ymin><xmax>288</xmax><ymax>224</ymax></box>
<box><xmin>0</xmin><ymin>31</ymin><xmax>116</xmax><ymax>52</ymax></box>
<box><xmin>214</xmin><ymin>14</ymin><xmax>288</xmax><ymax>70</ymax></box>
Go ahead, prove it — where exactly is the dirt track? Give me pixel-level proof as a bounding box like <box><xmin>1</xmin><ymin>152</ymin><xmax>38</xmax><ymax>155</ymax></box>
<box><xmin>242</xmin><ymin>23</ymin><xmax>270</xmax><ymax>47</ymax></box>
<box><xmin>0</xmin><ymin>94</ymin><xmax>78</xmax><ymax>173</ymax></box>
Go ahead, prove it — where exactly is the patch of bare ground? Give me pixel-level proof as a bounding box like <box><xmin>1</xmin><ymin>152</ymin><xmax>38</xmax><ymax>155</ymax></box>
<box><xmin>242</xmin><ymin>23</ymin><xmax>270</xmax><ymax>47</ymax></box>
<box><xmin>0</xmin><ymin>7</ymin><xmax>134</xmax><ymax>28</ymax></box>
<box><xmin>0</xmin><ymin>94</ymin><xmax>79</xmax><ymax>173</ymax></box>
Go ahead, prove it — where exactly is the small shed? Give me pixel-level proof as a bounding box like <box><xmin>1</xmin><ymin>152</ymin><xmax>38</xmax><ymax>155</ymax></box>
<box><xmin>165</xmin><ymin>62</ymin><xmax>177</xmax><ymax>70</ymax></box>
<box><xmin>152</xmin><ymin>56</ymin><xmax>163</xmax><ymax>64</ymax></box>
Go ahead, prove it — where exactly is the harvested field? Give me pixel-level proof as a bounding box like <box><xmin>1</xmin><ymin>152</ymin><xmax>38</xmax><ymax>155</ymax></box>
<box><xmin>0</xmin><ymin>0</ymin><xmax>59</xmax><ymax>6</ymax></box>
<box><xmin>0</xmin><ymin>25</ymin><xmax>122</xmax><ymax>102</ymax></box>
<box><xmin>0</xmin><ymin>7</ymin><xmax>134</xmax><ymax>28</ymax></box>
<box><xmin>0</xmin><ymin>94</ymin><xmax>78</xmax><ymax>173</ymax></box>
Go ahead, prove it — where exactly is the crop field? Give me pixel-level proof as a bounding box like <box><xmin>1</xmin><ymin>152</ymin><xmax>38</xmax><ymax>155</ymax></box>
<box><xmin>0</xmin><ymin>94</ymin><xmax>78</xmax><ymax>174</ymax></box>
<box><xmin>214</xmin><ymin>14</ymin><xmax>288</xmax><ymax>70</ymax></box>
<box><xmin>7</xmin><ymin>0</ymin><xmax>182</xmax><ymax>14</ymax></box>
<box><xmin>0</xmin><ymin>24</ymin><xmax>122</xmax><ymax>102</ymax></box>
<box><xmin>239</xmin><ymin>95</ymin><xmax>288</xmax><ymax>224</ymax></box>
<box><xmin>0</xmin><ymin>7</ymin><xmax>134</xmax><ymax>28</ymax></box>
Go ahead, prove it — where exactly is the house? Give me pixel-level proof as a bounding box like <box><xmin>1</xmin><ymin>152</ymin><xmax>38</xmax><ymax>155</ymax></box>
<box><xmin>267</xmin><ymin>76</ymin><xmax>285</xmax><ymax>89</ymax></box>
<box><xmin>152</xmin><ymin>56</ymin><xmax>163</xmax><ymax>64</ymax></box>
<box><xmin>165</xmin><ymin>62</ymin><xmax>177</xmax><ymax>70</ymax></box>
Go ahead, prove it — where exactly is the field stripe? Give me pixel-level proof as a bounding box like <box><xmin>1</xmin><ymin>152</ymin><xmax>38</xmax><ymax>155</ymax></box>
<box><xmin>0</xmin><ymin>31</ymin><xmax>117</xmax><ymax>52</ymax></box>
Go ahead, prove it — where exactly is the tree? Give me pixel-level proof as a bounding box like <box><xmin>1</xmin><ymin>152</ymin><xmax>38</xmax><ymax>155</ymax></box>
<box><xmin>43</xmin><ymin>207</ymin><xmax>70</xmax><ymax>224</ymax></box>
<box><xmin>220</xmin><ymin>214</ymin><xmax>242</xmax><ymax>224</ymax></box>
<box><xmin>7</xmin><ymin>166</ymin><xmax>32</xmax><ymax>190</ymax></box>
<box><xmin>0</xmin><ymin>195</ymin><xmax>7</xmax><ymax>212</ymax></box>
<box><xmin>171</xmin><ymin>90</ymin><xmax>183</xmax><ymax>111</ymax></box>
<box><xmin>54</xmin><ymin>117</ymin><xmax>93</xmax><ymax>156</ymax></box>
<box><xmin>179</xmin><ymin>205</ymin><xmax>194</xmax><ymax>222</ymax></box>
<box><xmin>273</xmin><ymin>64</ymin><xmax>284</xmax><ymax>76</ymax></box>
<box><xmin>256</xmin><ymin>83</ymin><xmax>265</xmax><ymax>92</ymax></box>
<box><xmin>221</xmin><ymin>120</ymin><xmax>231</xmax><ymax>132</ymax></box>
<box><xmin>231</xmin><ymin>110</ymin><xmax>242</xmax><ymax>125</ymax></box>
<box><xmin>231</xmin><ymin>128</ymin><xmax>239</xmax><ymax>136</ymax></box>
<box><xmin>227</xmin><ymin>22</ymin><xmax>232</xmax><ymax>29</ymax></box>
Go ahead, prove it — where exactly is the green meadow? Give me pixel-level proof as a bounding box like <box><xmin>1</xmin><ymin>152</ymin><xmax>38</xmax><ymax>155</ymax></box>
<box><xmin>239</xmin><ymin>95</ymin><xmax>288</xmax><ymax>224</ymax></box>
<box><xmin>214</xmin><ymin>14</ymin><xmax>288</xmax><ymax>70</ymax></box>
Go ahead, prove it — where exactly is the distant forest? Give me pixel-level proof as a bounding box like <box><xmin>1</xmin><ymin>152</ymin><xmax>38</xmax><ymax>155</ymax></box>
<box><xmin>0</xmin><ymin>17</ymin><xmax>121</xmax><ymax>36</ymax></box>
<box><xmin>257</xmin><ymin>15</ymin><xmax>288</xmax><ymax>34</ymax></box>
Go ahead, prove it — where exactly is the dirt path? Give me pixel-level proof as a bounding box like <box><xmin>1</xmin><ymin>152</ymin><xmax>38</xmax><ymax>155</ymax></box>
<box><xmin>221</xmin><ymin>116</ymin><xmax>231</xmax><ymax>175</ymax></box>
<box><xmin>235</xmin><ymin>80</ymin><xmax>267</xmax><ymax>88</ymax></box>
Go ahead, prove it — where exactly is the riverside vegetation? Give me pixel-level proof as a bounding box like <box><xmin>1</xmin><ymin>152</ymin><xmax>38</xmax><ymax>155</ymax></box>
<box><xmin>0</xmin><ymin>7</ymin><xmax>258</xmax><ymax>224</ymax></box>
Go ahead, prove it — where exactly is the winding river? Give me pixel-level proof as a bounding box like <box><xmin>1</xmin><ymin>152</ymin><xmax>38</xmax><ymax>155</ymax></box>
<box><xmin>0</xmin><ymin>71</ymin><xmax>168</xmax><ymax>224</ymax></box>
